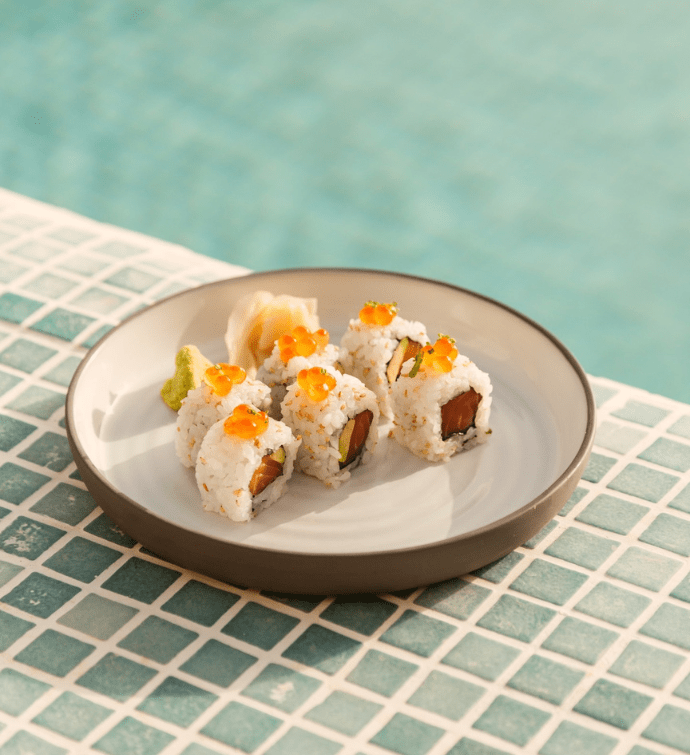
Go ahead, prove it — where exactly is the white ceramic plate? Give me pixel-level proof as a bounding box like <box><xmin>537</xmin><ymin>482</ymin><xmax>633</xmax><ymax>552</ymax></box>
<box><xmin>66</xmin><ymin>269</ymin><xmax>595</xmax><ymax>594</ymax></box>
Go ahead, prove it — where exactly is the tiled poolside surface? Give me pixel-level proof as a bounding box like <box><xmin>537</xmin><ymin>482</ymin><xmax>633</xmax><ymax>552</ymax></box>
<box><xmin>1</xmin><ymin>188</ymin><xmax>690</xmax><ymax>754</ymax></box>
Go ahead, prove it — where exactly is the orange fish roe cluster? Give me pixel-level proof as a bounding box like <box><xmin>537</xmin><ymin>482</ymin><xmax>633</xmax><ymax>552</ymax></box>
<box><xmin>420</xmin><ymin>336</ymin><xmax>459</xmax><ymax>374</ymax></box>
<box><xmin>297</xmin><ymin>367</ymin><xmax>337</xmax><ymax>402</ymax></box>
<box><xmin>277</xmin><ymin>326</ymin><xmax>329</xmax><ymax>364</ymax></box>
<box><xmin>223</xmin><ymin>404</ymin><xmax>269</xmax><ymax>439</ymax></box>
<box><xmin>358</xmin><ymin>301</ymin><xmax>398</xmax><ymax>326</ymax></box>
<box><xmin>204</xmin><ymin>363</ymin><xmax>246</xmax><ymax>396</ymax></box>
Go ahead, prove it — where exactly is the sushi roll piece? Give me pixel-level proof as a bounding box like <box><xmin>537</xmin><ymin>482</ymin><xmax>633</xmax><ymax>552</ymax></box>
<box><xmin>256</xmin><ymin>325</ymin><xmax>339</xmax><ymax>418</ymax></box>
<box><xmin>175</xmin><ymin>363</ymin><xmax>271</xmax><ymax>468</ymax></box>
<box><xmin>390</xmin><ymin>336</ymin><xmax>492</xmax><ymax>462</ymax></box>
<box><xmin>280</xmin><ymin>366</ymin><xmax>379</xmax><ymax>487</ymax></box>
<box><xmin>338</xmin><ymin>301</ymin><xmax>428</xmax><ymax>419</ymax></box>
<box><xmin>196</xmin><ymin>404</ymin><xmax>301</xmax><ymax>521</ymax></box>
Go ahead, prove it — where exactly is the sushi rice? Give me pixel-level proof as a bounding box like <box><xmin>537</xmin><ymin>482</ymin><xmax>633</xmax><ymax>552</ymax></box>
<box><xmin>196</xmin><ymin>415</ymin><xmax>300</xmax><ymax>521</ymax></box>
<box><xmin>280</xmin><ymin>368</ymin><xmax>379</xmax><ymax>487</ymax></box>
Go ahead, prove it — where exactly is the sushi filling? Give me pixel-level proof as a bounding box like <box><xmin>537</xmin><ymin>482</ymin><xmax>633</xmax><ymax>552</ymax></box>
<box><xmin>385</xmin><ymin>337</ymin><xmax>423</xmax><ymax>385</ymax></box>
<box><xmin>338</xmin><ymin>410</ymin><xmax>374</xmax><ymax>469</ymax></box>
<box><xmin>441</xmin><ymin>389</ymin><xmax>482</xmax><ymax>441</ymax></box>
<box><xmin>249</xmin><ymin>447</ymin><xmax>285</xmax><ymax>497</ymax></box>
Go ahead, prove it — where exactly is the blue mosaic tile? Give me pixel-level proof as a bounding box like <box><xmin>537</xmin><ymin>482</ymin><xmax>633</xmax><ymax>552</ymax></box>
<box><xmin>575</xmin><ymin>493</ymin><xmax>649</xmax><ymax>535</ymax></box>
<box><xmin>595</xmin><ymin>420</ymin><xmax>646</xmax><ymax>454</ymax></box>
<box><xmin>0</xmin><ymin>414</ymin><xmax>36</xmax><ymax>451</ymax></box>
<box><xmin>590</xmin><ymin>383</ymin><xmax>618</xmax><ymax>408</ymax></box>
<box><xmin>0</xmin><ymin>560</ymin><xmax>23</xmax><ymax>588</ymax></box>
<box><xmin>558</xmin><ymin>486</ymin><xmax>588</xmax><ymax>517</ymax></box>
<box><xmin>9</xmin><ymin>240</ymin><xmax>59</xmax><ymax>262</ymax></box>
<box><xmin>32</xmin><ymin>690</ymin><xmax>112</xmax><ymax>741</ymax></box>
<box><xmin>92</xmin><ymin>715</ymin><xmax>174</xmax><ymax>755</ymax></box>
<box><xmin>162</xmin><ymin>579</ymin><xmax>239</xmax><ymax>626</ymax></box>
<box><xmin>282</xmin><ymin>624</ymin><xmax>362</xmax><ymax>674</ymax></box>
<box><xmin>117</xmin><ymin>615</ymin><xmax>199</xmax><ymax>663</ymax></box>
<box><xmin>70</xmin><ymin>286</ymin><xmax>128</xmax><ymax>314</ymax></box>
<box><xmin>507</xmin><ymin>654</ymin><xmax>584</xmax><ymax>704</ymax></box>
<box><xmin>17</xmin><ymin>431</ymin><xmax>73</xmax><ymax>471</ymax></box>
<box><xmin>370</xmin><ymin>712</ymin><xmax>444</xmax><ymax>755</ymax></box>
<box><xmin>81</xmin><ymin>323</ymin><xmax>113</xmax><ymax>348</ymax></box>
<box><xmin>44</xmin><ymin>536</ymin><xmax>121</xmax><ymax>583</ymax></box>
<box><xmin>638</xmin><ymin>512</ymin><xmax>690</xmax><ymax>556</ymax></box>
<box><xmin>84</xmin><ymin>513</ymin><xmax>138</xmax><ymax>547</ymax></box>
<box><xmin>639</xmin><ymin>603</ymin><xmax>690</xmax><ymax>650</ymax></box>
<box><xmin>607</xmin><ymin>463</ymin><xmax>679</xmax><ymax>503</ymax></box>
<box><xmin>31</xmin><ymin>307</ymin><xmax>96</xmax><ymax>340</ymax></box>
<box><xmin>670</xmin><ymin>571</ymin><xmax>690</xmax><ymax>603</ymax></box>
<box><xmin>305</xmin><ymin>690</ymin><xmax>382</xmax><ymax>735</ymax></box>
<box><xmin>471</xmin><ymin>552</ymin><xmax>524</xmax><ymax>583</ymax></box>
<box><xmin>4</xmin><ymin>214</ymin><xmax>46</xmax><ymax>230</ymax></box>
<box><xmin>264</xmin><ymin>726</ymin><xmax>341</xmax><ymax>755</ymax></box>
<box><xmin>6</xmin><ymin>385</ymin><xmax>64</xmax><ymax>419</ymax></box>
<box><xmin>222</xmin><ymin>601</ymin><xmax>300</xmax><ymax>649</ymax></box>
<box><xmin>0</xmin><ymin>292</ymin><xmax>43</xmax><ymax>324</ymax></box>
<box><xmin>2</xmin><ymin>572</ymin><xmax>81</xmax><ymax>619</ymax></box>
<box><xmin>509</xmin><ymin>558</ymin><xmax>588</xmax><ymax>606</ymax></box>
<box><xmin>261</xmin><ymin>591</ymin><xmax>326</xmax><ymax>612</ymax></box>
<box><xmin>200</xmin><ymin>701</ymin><xmax>281</xmax><ymax>751</ymax></box>
<box><xmin>0</xmin><ymin>516</ymin><xmax>65</xmax><ymax>560</ymax></box>
<box><xmin>674</xmin><ymin>672</ymin><xmax>690</xmax><ymax>701</ymax></box>
<box><xmin>346</xmin><ymin>648</ymin><xmax>418</xmax><ymax>696</ymax></box>
<box><xmin>668</xmin><ymin>415</ymin><xmax>690</xmax><ymax>440</ymax></box>
<box><xmin>30</xmin><ymin>482</ymin><xmax>96</xmax><ymax>525</ymax></box>
<box><xmin>609</xmin><ymin>639</ymin><xmax>684</xmax><ymax>689</ymax></box>
<box><xmin>611</xmin><ymin>401</ymin><xmax>670</xmax><ymax>427</ymax></box>
<box><xmin>641</xmin><ymin>704</ymin><xmax>690</xmax><ymax>753</ymax></box>
<box><xmin>524</xmin><ymin>520</ymin><xmax>558</xmax><ymax>547</ymax></box>
<box><xmin>14</xmin><ymin>628</ymin><xmax>95</xmax><ymax>677</ymax></box>
<box><xmin>472</xmin><ymin>694</ymin><xmax>550</xmax><ymax>746</ymax></box>
<box><xmin>477</xmin><ymin>594</ymin><xmax>556</xmax><ymax>642</ymax></box>
<box><xmin>0</xmin><ymin>462</ymin><xmax>50</xmax><ymax>504</ymax></box>
<box><xmin>0</xmin><ymin>259</ymin><xmax>27</xmax><ymax>283</ymax></box>
<box><xmin>407</xmin><ymin>669</ymin><xmax>484</xmax><ymax>720</ymax></box>
<box><xmin>23</xmin><ymin>273</ymin><xmax>76</xmax><ymax>299</ymax></box>
<box><xmin>76</xmin><ymin>652</ymin><xmax>158</xmax><ymax>702</ymax></box>
<box><xmin>96</xmin><ymin>240</ymin><xmax>147</xmax><ymax>258</ymax></box>
<box><xmin>102</xmin><ymin>557</ymin><xmax>181</xmax><ymax>603</ymax></box>
<box><xmin>606</xmin><ymin>546</ymin><xmax>682</xmax><ymax>591</ymax></box>
<box><xmin>0</xmin><ymin>609</ymin><xmax>34</xmax><ymax>652</ymax></box>
<box><xmin>574</xmin><ymin>678</ymin><xmax>653</xmax><ymax>730</ymax></box>
<box><xmin>179</xmin><ymin>639</ymin><xmax>257</xmax><ymax>688</ymax></box>
<box><xmin>46</xmin><ymin>227</ymin><xmax>96</xmax><ymax>245</ymax></box>
<box><xmin>442</xmin><ymin>631</ymin><xmax>520</xmax><ymax>680</ymax></box>
<box><xmin>446</xmin><ymin>739</ymin><xmax>512</xmax><ymax>755</ymax></box>
<box><xmin>669</xmin><ymin>482</ymin><xmax>690</xmax><ymax>514</ymax></box>
<box><xmin>415</xmin><ymin>577</ymin><xmax>491</xmax><ymax>618</ymax></box>
<box><xmin>0</xmin><ymin>731</ymin><xmax>67</xmax><ymax>755</ymax></box>
<box><xmin>0</xmin><ymin>369</ymin><xmax>21</xmax><ymax>396</ymax></box>
<box><xmin>0</xmin><ymin>338</ymin><xmax>57</xmax><ymax>372</ymax></box>
<box><xmin>57</xmin><ymin>594</ymin><xmax>138</xmax><ymax>641</ymax></box>
<box><xmin>639</xmin><ymin>437</ymin><xmax>690</xmax><ymax>472</ymax></box>
<box><xmin>321</xmin><ymin>595</ymin><xmax>397</xmax><ymax>635</ymax></box>
<box><xmin>545</xmin><ymin>527</ymin><xmax>619</xmax><ymax>570</ymax></box>
<box><xmin>582</xmin><ymin>452</ymin><xmax>617</xmax><ymax>483</ymax></box>
<box><xmin>137</xmin><ymin>676</ymin><xmax>218</xmax><ymax>726</ymax></box>
<box><xmin>242</xmin><ymin>663</ymin><xmax>321</xmax><ymax>713</ymax></box>
<box><xmin>42</xmin><ymin>355</ymin><xmax>81</xmax><ymax>387</ymax></box>
<box><xmin>574</xmin><ymin>581</ymin><xmax>651</xmax><ymax>627</ymax></box>
<box><xmin>105</xmin><ymin>267</ymin><xmax>161</xmax><ymax>293</ymax></box>
<box><xmin>58</xmin><ymin>254</ymin><xmax>110</xmax><ymax>276</ymax></box>
<box><xmin>538</xmin><ymin>721</ymin><xmax>618</xmax><ymax>755</ymax></box>
<box><xmin>0</xmin><ymin>667</ymin><xmax>50</xmax><ymax>715</ymax></box>
<box><xmin>379</xmin><ymin>609</ymin><xmax>456</xmax><ymax>657</ymax></box>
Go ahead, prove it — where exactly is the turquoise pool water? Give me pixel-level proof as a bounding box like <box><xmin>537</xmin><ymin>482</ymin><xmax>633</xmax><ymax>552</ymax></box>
<box><xmin>1</xmin><ymin>1</ymin><xmax>689</xmax><ymax>402</ymax></box>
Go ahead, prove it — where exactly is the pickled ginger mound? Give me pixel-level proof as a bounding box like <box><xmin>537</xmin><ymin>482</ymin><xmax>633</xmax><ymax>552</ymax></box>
<box><xmin>161</xmin><ymin>345</ymin><xmax>214</xmax><ymax>411</ymax></box>
<box><xmin>225</xmin><ymin>291</ymin><xmax>319</xmax><ymax>374</ymax></box>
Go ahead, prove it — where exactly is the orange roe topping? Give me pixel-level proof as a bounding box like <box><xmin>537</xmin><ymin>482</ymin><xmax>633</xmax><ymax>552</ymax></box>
<box><xmin>297</xmin><ymin>367</ymin><xmax>337</xmax><ymax>402</ymax></box>
<box><xmin>223</xmin><ymin>404</ymin><xmax>269</xmax><ymax>439</ymax></box>
<box><xmin>205</xmin><ymin>363</ymin><xmax>246</xmax><ymax>396</ymax></box>
<box><xmin>358</xmin><ymin>301</ymin><xmax>398</xmax><ymax>326</ymax></box>
<box><xmin>277</xmin><ymin>326</ymin><xmax>330</xmax><ymax>364</ymax></box>
<box><xmin>419</xmin><ymin>336</ymin><xmax>459</xmax><ymax>374</ymax></box>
